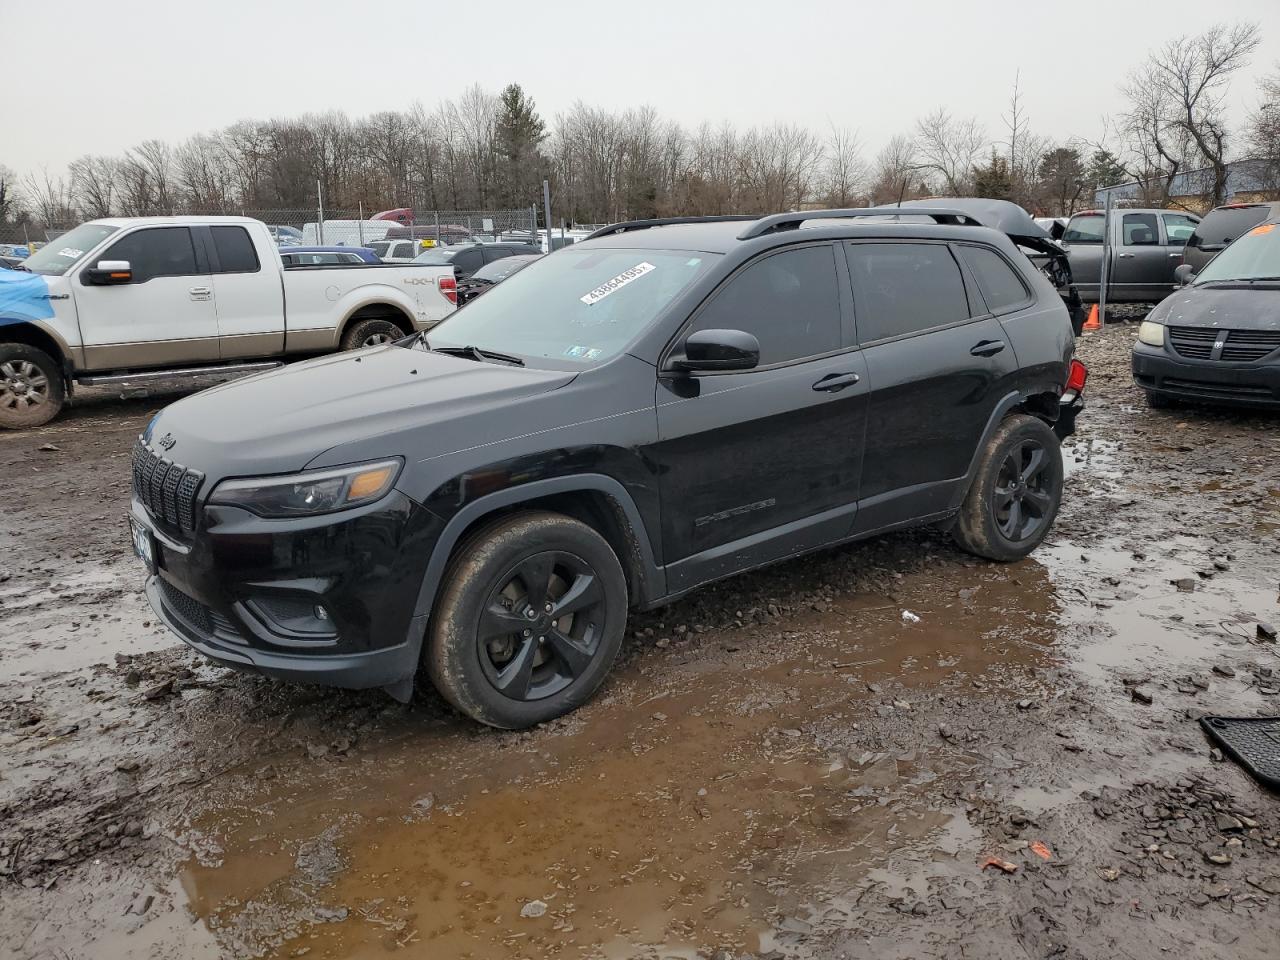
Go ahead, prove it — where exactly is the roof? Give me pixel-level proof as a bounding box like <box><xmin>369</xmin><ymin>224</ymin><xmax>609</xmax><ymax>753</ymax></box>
<box><xmin>1094</xmin><ymin>158</ymin><xmax>1277</xmax><ymax>205</ymax></box>
<box><xmin>284</xmin><ymin>246</ymin><xmax>376</xmax><ymax>254</ymax></box>
<box><xmin>93</xmin><ymin>215</ymin><xmax>260</xmax><ymax>228</ymax></box>
<box><xmin>577</xmin><ymin>214</ymin><xmax>1010</xmax><ymax>254</ymax></box>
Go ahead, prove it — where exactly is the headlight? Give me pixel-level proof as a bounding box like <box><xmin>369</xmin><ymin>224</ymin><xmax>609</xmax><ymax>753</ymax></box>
<box><xmin>208</xmin><ymin>458</ymin><xmax>402</xmax><ymax>517</ymax></box>
<box><xmin>1137</xmin><ymin>321</ymin><xmax>1166</xmax><ymax>347</ymax></box>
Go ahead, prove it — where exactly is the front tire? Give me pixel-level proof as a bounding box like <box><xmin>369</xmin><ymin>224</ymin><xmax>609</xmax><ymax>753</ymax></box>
<box><xmin>341</xmin><ymin>318</ymin><xmax>404</xmax><ymax>351</ymax></box>
<box><xmin>425</xmin><ymin>512</ymin><xmax>628</xmax><ymax>729</ymax></box>
<box><xmin>0</xmin><ymin>344</ymin><xmax>65</xmax><ymax>430</ymax></box>
<box><xmin>953</xmin><ymin>414</ymin><xmax>1063</xmax><ymax>562</ymax></box>
<box><xmin>1145</xmin><ymin>389</ymin><xmax>1175</xmax><ymax>410</ymax></box>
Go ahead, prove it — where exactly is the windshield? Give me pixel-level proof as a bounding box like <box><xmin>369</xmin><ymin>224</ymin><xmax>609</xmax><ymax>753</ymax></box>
<box><xmin>369</xmin><ymin>241</ymin><xmax>391</xmax><ymax>257</ymax></box>
<box><xmin>419</xmin><ymin>248</ymin><xmax>718</xmax><ymax>367</ymax></box>
<box><xmin>414</xmin><ymin>248</ymin><xmax>457</xmax><ymax>265</ymax></box>
<box><xmin>1194</xmin><ymin>223</ymin><xmax>1280</xmax><ymax>284</ymax></box>
<box><xmin>23</xmin><ymin>223</ymin><xmax>120</xmax><ymax>276</ymax></box>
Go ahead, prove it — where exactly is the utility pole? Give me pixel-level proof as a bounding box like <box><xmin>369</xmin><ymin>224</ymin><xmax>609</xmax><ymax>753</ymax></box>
<box><xmin>542</xmin><ymin>180</ymin><xmax>553</xmax><ymax>253</ymax></box>
<box><xmin>316</xmin><ymin>179</ymin><xmax>325</xmax><ymax>246</ymax></box>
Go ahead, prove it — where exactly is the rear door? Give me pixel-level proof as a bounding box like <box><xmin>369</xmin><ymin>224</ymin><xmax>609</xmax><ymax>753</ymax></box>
<box><xmin>200</xmin><ymin>224</ymin><xmax>284</xmax><ymax>359</ymax></box>
<box><xmin>846</xmin><ymin>240</ymin><xmax>1019</xmax><ymax>533</ymax></box>
<box><xmin>74</xmin><ymin>225</ymin><xmax>220</xmax><ymax>369</ymax></box>
<box><xmin>654</xmin><ymin>243</ymin><xmax>868</xmax><ymax>591</ymax></box>
<box><xmin>1110</xmin><ymin>212</ymin><xmax>1169</xmax><ymax>300</ymax></box>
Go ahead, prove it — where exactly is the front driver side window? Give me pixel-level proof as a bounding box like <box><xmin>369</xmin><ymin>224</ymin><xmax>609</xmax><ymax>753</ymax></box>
<box><xmin>1122</xmin><ymin>213</ymin><xmax>1159</xmax><ymax>246</ymax></box>
<box><xmin>99</xmin><ymin>227</ymin><xmax>199</xmax><ymax>283</ymax></box>
<box><xmin>688</xmin><ymin>245</ymin><xmax>841</xmax><ymax>366</ymax></box>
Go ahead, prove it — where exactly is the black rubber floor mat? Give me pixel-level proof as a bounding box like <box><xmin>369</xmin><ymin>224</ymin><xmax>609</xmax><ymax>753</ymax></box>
<box><xmin>1200</xmin><ymin>716</ymin><xmax>1280</xmax><ymax>791</ymax></box>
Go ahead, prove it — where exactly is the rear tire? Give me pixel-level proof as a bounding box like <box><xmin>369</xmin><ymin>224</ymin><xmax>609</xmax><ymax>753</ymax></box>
<box><xmin>341</xmin><ymin>318</ymin><xmax>404</xmax><ymax>351</ymax></box>
<box><xmin>953</xmin><ymin>414</ymin><xmax>1063</xmax><ymax>562</ymax></box>
<box><xmin>425</xmin><ymin>512</ymin><xmax>628</xmax><ymax>729</ymax></box>
<box><xmin>0</xmin><ymin>344</ymin><xmax>64</xmax><ymax>430</ymax></box>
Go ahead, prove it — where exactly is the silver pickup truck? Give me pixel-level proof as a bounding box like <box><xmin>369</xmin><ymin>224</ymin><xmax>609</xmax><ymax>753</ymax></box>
<box><xmin>1061</xmin><ymin>208</ymin><xmax>1201</xmax><ymax>303</ymax></box>
<box><xmin>0</xmin><ymin>216</ymin><xmax>457</xmax><ymax>428</ymax></box>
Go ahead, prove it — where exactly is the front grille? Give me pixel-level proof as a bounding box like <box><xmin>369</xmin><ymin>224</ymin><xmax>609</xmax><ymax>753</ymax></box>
<box><xmin>1162</xmin><ymin>377</ymin><xmax>1274</xmax><ymax>398</ymax></box>
<box><xmin>131</xmin><ymin>441</ymin><xmax>204</xmax><ymax>533</ymax></box>
<box><xmin>1168</xmin><ymin>326</ymin><xmax>1280</xmax><ymax>363</ymax></box>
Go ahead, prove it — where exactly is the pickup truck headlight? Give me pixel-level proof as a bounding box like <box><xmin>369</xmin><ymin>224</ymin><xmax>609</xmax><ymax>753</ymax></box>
<box><xmin>208</xmin><ymin>458</ymin><xmax>402</xmax><ymax>517</ymax></box>
<box><xmin>1137</xmin><ymin>321</ymin><xmax>1166</xmax><ymax>347</ymax></box>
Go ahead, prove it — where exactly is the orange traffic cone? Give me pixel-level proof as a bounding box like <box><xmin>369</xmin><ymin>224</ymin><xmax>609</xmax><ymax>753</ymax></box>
<box><xmin>1083</xmin><ymin>304</ymin><xmax>1101</xmax><ymax>331</ymax></box>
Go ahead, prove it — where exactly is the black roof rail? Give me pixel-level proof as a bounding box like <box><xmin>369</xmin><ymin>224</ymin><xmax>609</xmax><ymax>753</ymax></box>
<box><xmin>583</xmin><ymin>215</ymin><xmax>760</xmax><ymax>242</ymax></box>
<box><xmin>737</xmin><ymin>207</ymin><xmax>985</xmax><ymax>240</ymax></box>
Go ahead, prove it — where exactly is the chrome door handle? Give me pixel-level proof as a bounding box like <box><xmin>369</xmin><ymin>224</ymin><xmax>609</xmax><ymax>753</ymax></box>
<box><xmin>812</xmin><ymin>372</ymin><xmax>860</xmax><ymax>393</ymax></box>
<box><xmin>1117</xmin><ymin>252</ymin><xmax>1135</xmax><ymax>259</ymax></box>
<box><xmin>1168</xmin><ymin>252</ymin><xmax>1183</xmax><ymax>258</ymax></box>
<box><xmin>189</xmin><ymin>286</ymin><xmax>212</xmax><ymax>300</ymax></box>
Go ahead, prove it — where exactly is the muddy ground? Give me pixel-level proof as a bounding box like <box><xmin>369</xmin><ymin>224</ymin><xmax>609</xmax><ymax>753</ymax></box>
<box><xmin>1</xmin><ymin>326</ymin><xmax>1279</xmax><ymax>960</ymax></box>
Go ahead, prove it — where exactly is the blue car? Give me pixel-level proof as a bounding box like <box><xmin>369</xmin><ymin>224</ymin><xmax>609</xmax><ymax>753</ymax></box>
<box><xmin>279</xmin><ymin>246</ymin><xmax>381</xmax><ymax>267</ymax></box>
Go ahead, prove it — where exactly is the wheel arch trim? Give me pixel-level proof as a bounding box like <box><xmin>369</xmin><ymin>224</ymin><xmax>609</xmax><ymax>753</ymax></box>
<box><xmin>410</xmin><ymin>474</ymin><xmax>665</xmax><ymax>624</ymax></box>
<box><xmin>951</xmin><ymin>388</ymin><xmax>1060</xmax><ymax>511</ymax></box>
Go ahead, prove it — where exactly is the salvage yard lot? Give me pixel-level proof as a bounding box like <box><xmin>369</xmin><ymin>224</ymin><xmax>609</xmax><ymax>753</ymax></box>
<box><xmin>1</xmin><ymin>327</ymin><xmax>1279</xmax><ymax>959</ymax></box>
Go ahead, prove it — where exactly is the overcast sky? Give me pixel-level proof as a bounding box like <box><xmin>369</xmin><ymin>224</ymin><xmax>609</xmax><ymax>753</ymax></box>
<box><xmin>3</xmin><ymin>0</ymin><xmax>1279</xmax><ymax>177</ymax></box>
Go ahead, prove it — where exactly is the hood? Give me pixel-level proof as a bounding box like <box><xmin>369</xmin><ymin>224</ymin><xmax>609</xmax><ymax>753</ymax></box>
<box><xmin>1150</xmin><ymin>285</ymin><xmax>1280</xmax><ymax>331</ymax></box>
<box><xmin>151</xmin><ymin>344</ymin><xmax>576</xmax><ymax>478</ymax></box>
<box><xmin>898</xmin><ymin>198</ymin><xmax>1054</xmax><ymax>242</ymax></box>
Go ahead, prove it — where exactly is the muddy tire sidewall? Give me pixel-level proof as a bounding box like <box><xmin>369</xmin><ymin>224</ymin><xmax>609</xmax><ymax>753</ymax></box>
<box><xmin>424</xmin><ymin>512</ymin><xmax>628</xmax><ymax>729</ymax></box>
<box><xmin>340</xmin><ymin>319</ymin><xmax>403</xmax><ymax>352</ymax></box>
<box><xmin>0</xmin><ymin>344</ymin><xmax>65</xmax><ymax>430</ymax></box>
<box><xmin>953</xmin><ymin>414</ymin><xmax>1063</xmax><ymax>562</ymax></box>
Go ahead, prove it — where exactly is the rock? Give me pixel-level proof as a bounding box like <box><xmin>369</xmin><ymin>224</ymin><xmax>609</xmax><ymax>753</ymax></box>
<box><xmin>115</xmin><ymin>759</ymin><xmax>141</xmax><ymax>773</ymax></box>
<box><xmin>1130</xmin><ymin>687</ymin><xmax>1154</xmax><ymax>705</ymax></box>
<box><xmin>1258</xmin><ymin>623</ymin><xmax>1277</xmax><ymax>642</ymax></box>
<box><xmin>141</xmin><ymin>680</ymin><xmax>174</xmax><ymax>701</ymax></box>
<box><xmin>313</xmin><ymin>906</ymin><xmax>348</xmax><ymax>922</ymax></box>
<box><xmin>1201</xmin><ymin>882</ymin><xmax>1231</xmax><ymax>900</ymax></box>
<box><xmin>891</xmin><ymin>700</ymin><xmax>912</xmax><ymax>712</ymax></box>
<box><xmin>1172</xmin><ymin>578</ymin><xmax>1196</xmax><ymax>593</ymax></box>
<box><xmin>938</xmin><ymin>723</ymin><xmax>954</xmax><ymax>740</ymax></box>
<box><xmin>38</xmin><ymin>443</ymin><xmax>59</xmax><ymax>452</ymax></box>
<box><xmin>306</xmin><ymin>743</ymin><xmax>329</xmax><ymax>760</ymax></box>
<box><xmin>1017</xmin><ymin>699</ymin><xmax>1035</xmax><ymax>711</ymax></box>
<box><xmin>1215</xmin><ymin>814</ymin><xmax>1244</xmax><ymax>832</ymax></box>
<box><xmin>1247</xmin><ymin>876</ymin><xmax>1280</xmax><ymax>895</ymax></box>
<box><xmin>1204</xmin><ymin>852</ymin><xmax>1232</xmax><ymax>866</ymax></box>
<box><xmin>1099</xmin><ymin>868</ymin><xmax>1120</xmax><ymax>882</ymax></box>
<box><xmin>413</xmin><ymin>793</ymin><xmax>435</xmax><ymax>811</ymax></box>
<box><xmin>520</xmin><ymin>899</ymin><xmax>548</xmax><ymax>919</ymax></box>
<box><xmin>1211</xmin><ymin>665</ymin><xmax>1236</xmax><ymax>678</ymax></box>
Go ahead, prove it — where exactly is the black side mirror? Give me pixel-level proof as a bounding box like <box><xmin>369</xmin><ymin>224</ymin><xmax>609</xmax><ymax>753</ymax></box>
<box><xmin>671</xmin><ymin>329</ymin><xmax>760</xmax><ymax>372</ymax></box>
<box><xmin>84</xmin><ymin>259</ymin><xmax>133</xmax><ymax>285</ymax></box>
<box><xmin>1173</xmin><ymin>263</ymin><xmax>1195</xmax><ymax>287</ymax></box>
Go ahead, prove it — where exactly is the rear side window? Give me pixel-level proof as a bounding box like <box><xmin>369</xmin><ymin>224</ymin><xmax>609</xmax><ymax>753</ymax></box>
<box><xmin>692</xmin><ymin>245</ymin><xmax>841</xmax><ymax>365</ymax></box>
<box><xmin>1063</xmin><ymin>214</ymin><xmax>1104</xmax><ymax>244</ymax></box>
<box><xmin>847</xmin><ymin>242</ymin><xmax>970</xmax><ymax>342</ymax></box>
<box><xmin>1122</xmin><ymin>213</ymin><xmax>1159</xmax><ymax>246</ymax></box>
<box><xmin>210</xmin><ymin>226</ymin><xmax>260</xmax><ymax>273</ymax></box>
<box><xmin>956</xmin><ymin>245</ymin><xmax>1030</xmax><ymax>313</ymax></box>
<box><xmin>1162</xmin><ymin>214</ymin><xmax>1198</xmax><ymax>244</ymax></box>
<box><xmin>101</xmin><ymin>227</ymin><xmax>199</xmax><ymax>283</ymax></box>
<box><xmin>1189</xmin><ymin>206</ymin><xmax>1270</xmax><ymax>249</ymax></box>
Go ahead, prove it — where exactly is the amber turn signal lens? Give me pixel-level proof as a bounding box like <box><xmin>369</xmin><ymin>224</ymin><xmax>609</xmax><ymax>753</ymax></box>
<box><xmin>348</xmin><ymin>465</ymin><xmax>396</xmax><ymax>500</ymax></box>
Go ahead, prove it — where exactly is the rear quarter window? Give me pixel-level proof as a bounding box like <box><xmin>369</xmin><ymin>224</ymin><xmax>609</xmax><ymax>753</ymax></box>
<box><xmin>210</xmin><ymin>226</ymin><xmax>260</xmax><ymax>273</ymax></box>
<box><xmin>955</xmin><ymin>245</ymin><xmax>1030</xmax><ymax>313</ymax></box>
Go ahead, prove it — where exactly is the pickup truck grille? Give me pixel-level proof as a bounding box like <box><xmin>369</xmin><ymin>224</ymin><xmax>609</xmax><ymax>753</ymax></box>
<box><xmin>1168</xmin><ymin>326</ymin><xmax>1280</xmax><ymax>363</ymax></box>
<box><xmin>131</xmin><ymin>441</ymin><xmax>204</xmax><ymax>533</ymax></box>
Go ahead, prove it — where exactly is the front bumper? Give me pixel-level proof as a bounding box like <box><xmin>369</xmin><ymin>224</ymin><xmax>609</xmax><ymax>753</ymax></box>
<box><xmin>1132</xmin><ymin>342</ymin><xmax>1280</xmax><ymax>408</ymax></box>
<box><xmin>133</xmin><ymin>489</ymin><xmax>443</xmax><ymax>697</ymax></box>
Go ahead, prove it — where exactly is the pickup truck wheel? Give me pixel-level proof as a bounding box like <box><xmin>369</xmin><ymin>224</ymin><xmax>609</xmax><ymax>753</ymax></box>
<box><xmin>341</xmin><ymin>318</ymin><xmax>403</xmax><ymax>351</ymax></box>
<box><xmin>0</xmin><ymin>345</ymin><xmax>64</xmax><ymax>430</ymax></box>
<box><xmin>953</xmin><ymin>414</ymin><xmax>1062</xmax><ymax>562</ymax></box>
<box><xmin>425</xmin><ymin>512</ymin><xmax>628</xmax><ymax>729</ymax></box>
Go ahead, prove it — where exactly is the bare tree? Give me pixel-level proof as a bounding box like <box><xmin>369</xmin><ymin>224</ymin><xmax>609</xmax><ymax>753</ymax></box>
<box><xmin>914</xmin><ymin>107</ymin><xmax>987</xmax><ymax>195</ymax></box>
<box><xmin>868</xmin><ymin>135</ymin><xmax>921</xmax><ymax>204</ymax></box>
<box><xmin>1247</xmin><ymin>63</ymin><xmax>1280</xmax><ymax>191</ymax></box>
<box><xmin>20</xmin><ymin>169</ymin><xmax>76</xmax><ymax>226</ymax></box>
<box><xmin>67</xmin><ymin>155</ymin><xmax>119</xmax><ymax>218</ymax></box>
<box><xmin>820</xmin><ymin>125</ymin><xmax>867</xmax><ymax>206</ymax></box>
<box><xmin>1122</xmin><ymin>22</ymin><xmax>1261</xmax><ymax>206</ymax></box>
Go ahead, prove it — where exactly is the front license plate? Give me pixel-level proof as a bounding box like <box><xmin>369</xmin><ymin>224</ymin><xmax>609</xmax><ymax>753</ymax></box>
<box><xmin>129</xmin><ymin>517</ymin><xmax>157</xmax><ymax>574</ymax></box>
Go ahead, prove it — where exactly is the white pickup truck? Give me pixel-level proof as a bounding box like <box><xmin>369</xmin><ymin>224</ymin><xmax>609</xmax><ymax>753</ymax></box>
<box><xmin>0</xmin><ymin>216</ymin><xmax>457</xmax><ymax>428</ymax></box>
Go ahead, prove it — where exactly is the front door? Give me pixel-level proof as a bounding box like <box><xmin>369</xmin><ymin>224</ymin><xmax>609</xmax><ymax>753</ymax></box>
<box><xmin>74</xmin><ymin>225</ymin><xmax>220</xmax><ymax>369</ymax></box>
<box><xmin>844</xmin><ymin>240</ymin><xmax>1019</xmax><ymax>533</ymax></box>
<box><xmin>1159</xmin><ymin>212</ymin><xmax>1199</xmax><ymax>287</ymax></box>
<box><xmin>654</xmin><ymin>243</ymin><xmax>868</xmax><ymax>592</ymax></box>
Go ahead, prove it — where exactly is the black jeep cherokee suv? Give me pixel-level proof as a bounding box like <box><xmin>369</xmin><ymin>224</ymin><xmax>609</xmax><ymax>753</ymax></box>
<box><xmin>130</xmin><ymin>209</ymin><xmax>1086</xmax><ymax>728</ymax></box>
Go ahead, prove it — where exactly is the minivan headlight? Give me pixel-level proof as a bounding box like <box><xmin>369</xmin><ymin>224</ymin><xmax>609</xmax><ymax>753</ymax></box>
<box><xmin>1137</xmin><ymin>321</ymin><xmax>1166</xmax><ymax>347</ymax></box>
<box><xmin>208</xmin><ymin>458</ymin><xmax>402</xmax><ymax>517</ymax></box>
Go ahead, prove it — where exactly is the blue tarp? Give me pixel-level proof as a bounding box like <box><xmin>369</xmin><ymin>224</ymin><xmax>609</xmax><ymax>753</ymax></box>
<box><xmin>0</xmin><ymin>269</ymin><xmax>55</xmax><ymax>326</ymax></box>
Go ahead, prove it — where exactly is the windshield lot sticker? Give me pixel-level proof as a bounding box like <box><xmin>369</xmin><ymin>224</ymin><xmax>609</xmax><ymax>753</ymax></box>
<box><xmin>584</xmin><ymin>348</ymin><xmax>603</xmax><ymax>360</ymax></box>
<box><xmin>564</xmin><ymin>345</ymin><xmax>587</xmax><ymax>358</ymax></box>
<box><xmin>580</xmin><ymin>262</ymin><xmax>656</xmax><ymax>305</ymax></box>
<box><xmin>57</xmin><ymin>247</ymin><xmax>83</xmax><ymax>258</ymax></box>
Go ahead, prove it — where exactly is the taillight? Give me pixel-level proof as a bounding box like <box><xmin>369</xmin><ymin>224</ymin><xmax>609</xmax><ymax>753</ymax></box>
<box><xmin>1065</xmin><ymin>359</ymin><xmax>1088</xmax><ymax>393</ymax></box>
<box><xmin>438</xmin><ymin>275</ymin><xmax>458</xmax><ymax>305</ymax></box>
